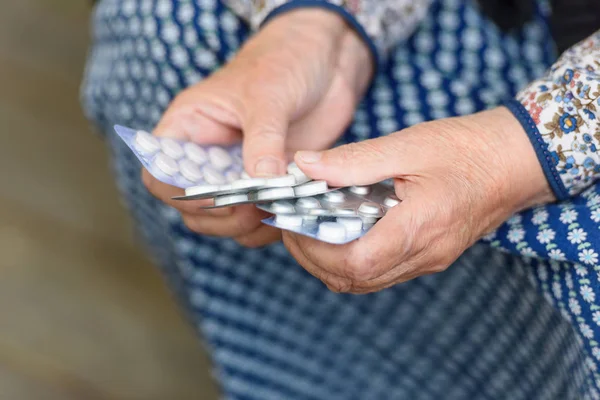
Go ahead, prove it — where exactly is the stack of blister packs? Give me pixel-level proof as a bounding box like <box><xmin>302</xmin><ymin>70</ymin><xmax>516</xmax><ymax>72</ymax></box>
<box><xmin>115</xmin><ymin>125</ymin><xmax>400</xmax><ymax>244</ymax></box>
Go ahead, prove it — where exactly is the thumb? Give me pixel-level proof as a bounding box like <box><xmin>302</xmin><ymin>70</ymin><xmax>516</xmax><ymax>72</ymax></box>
<box><xmin>294</xmin><ymin>135</ymin><xmax>408</xmax><ymax>187</ymax></box>
<box><xmin>241</xmin><ymin>93</ymin><xmax>294</xmax><ymax>177</ymax></box>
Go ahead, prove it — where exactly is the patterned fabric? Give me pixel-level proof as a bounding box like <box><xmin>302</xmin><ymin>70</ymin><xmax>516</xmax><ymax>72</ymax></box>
<box><xmin>514</xmin><ymin>30</ymin><xmax>600</xmax><ymax>197</ymax></box>
<box><xmin>223</xmin><ymin>0</ymin><xmax>432</xmax><ymax>61</ymax></box>
<box><xmin>82</xmin><ymin>0</ymin><xmax>600</xmax><ymax>398</ymax></box>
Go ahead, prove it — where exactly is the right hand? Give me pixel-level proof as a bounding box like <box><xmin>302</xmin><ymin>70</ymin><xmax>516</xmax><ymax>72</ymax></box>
<box><xmin>144</xmin><ymin>8</ymin><xmax>374</xmax><ymax>247</ymax></box>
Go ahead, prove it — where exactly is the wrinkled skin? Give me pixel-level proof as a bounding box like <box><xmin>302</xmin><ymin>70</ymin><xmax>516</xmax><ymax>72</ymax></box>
<box><xmin>284</xmin><ymin>107</ymin><xmax>554</xmax><ymax>293</ymax></box>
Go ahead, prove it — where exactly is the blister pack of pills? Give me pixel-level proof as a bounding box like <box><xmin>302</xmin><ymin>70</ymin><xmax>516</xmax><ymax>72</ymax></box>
<box><xmin>260</xmin><ymin>183</ymin><xmax>399</xmax><ymax>244</ymax></box>
<box><xmin>115</xmin><ymin>125</ymin><xmax>401</xmax><ymax>244</ymax></box>
<box><xmin>114</xmin><ymin>125</ymin><xmax>245</xmax><ymax>189</ymax></box>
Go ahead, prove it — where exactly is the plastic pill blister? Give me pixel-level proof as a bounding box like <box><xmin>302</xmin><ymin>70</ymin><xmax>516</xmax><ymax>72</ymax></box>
<box><xmin>114</xmin><ymin>125</ymin><xmax>243</xmax><ymax>189</ymax></box>
<box><xmin>256</xmin><ymin>183</ymin><xmax>396</xmax><ymax>218</ymax></box>
<box><xmin>262</xmin><ymin>215</ymin><xmax>372</xmax><ymax>245</ymax></box>
<box><xmin>260</xmin><ymin>182</ymin><xmax>400</xmax><ymax>244</ymax></box>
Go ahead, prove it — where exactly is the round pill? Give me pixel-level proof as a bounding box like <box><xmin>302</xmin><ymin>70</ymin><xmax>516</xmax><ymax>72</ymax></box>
<box><xmin>263</xmin><ymin>174</ymin><xmax>297</xmax><ymax>188</ymax></box>
<box><xmin>331</xmin><ymin>208</ymin><xmax>357</xmax><ymax>216</ymax></box>
<box><xmin>295</xmin><ymin>197</ymin><xmax>320</xmax><ymax>209</ymax></box>
<box><xmin>358</xmin><ymin>202</ymin><xmax>383</xmax><ymax>217</ymax></box>
<box><xmin>231</xmin><ymin>177</ymin><xmax>267</xmax><ymax>190</ymax></box>
<box><xmin>185</xmin><ymin>184</ymin><xmax>220</xmax><ymax>197</ymax></box>
<box><xmin>256</xmin><ymin>187</ymin><xmax>295</xmax><ymax>201</ymax></box>
<box><xmin>350</xmin><ymin>185</ymin><xmax>372</xmax><ymax>195</ymax></box>
<box><xmin>134</xmin><ymin>130</ymin><xmax>160</xmax><ymax>154</ymax></box>
<box><xmin>154</xmin><ymin>153</ymin><xmax>179</xmax><ymax>176</ymax></box>
<box><xmin>160</xmin><ymin>138</ymin><xmax>185</xmax><ymax>159</ymax></box>
<box><xmin>294</xmin><ymin>180</ymin><xmax>329</xmax><ymax>197</ymax></box>
<box><xmin>271</xmin><ymin>201</ymin><xmax>295</xmax><ymax>214</ymax></box>
<box><xmin>336</xmin><ymin>217</ymin><xmax>363</xmax><ymax>232</ymax></box>
<box><xmin>361</xmin><ymin>216</ymin><xmax>379</xmax><ymax>225</ymax></box>
<box><xmin>323</xmin><ymin>191</ymin><xmax>346</xmax><ymax>203</ymax></box>
<box><xmin>275</xmin><ymin>214</ymin><xmax>303</xmax><ymax>227</ymax></box>
<box><xmin>225</xmin><ymin>170</ymin><xmax>241</xmax><ymax>182</ymax></box>
<box><xmin>384</xmin><ymin>195</ymin><xmax>401</xmax><ymax>208</ymax></box>
<box><xmin>317</xmin><ymin>222</ymin><xmax>347</xmax><ymax>242</ymax></box>
<box><xmin>208</xmin><ymin>147</ymin><xmax>233</xmax><ymax>170</ymax></box>
<box><xmin>203</xmin><ymin>165</ymin><xmax>226</xmax><ymax>185</ymax></box>
<box><xmin>179</xmin><ymin>159</ymin><xmax>204</xmax><ymax>182</ymax></box>
<box><xmin>184</xmin><ymin>142</ymin><xmax>208</xmax><ymax>165</ymax></box>
<box><xmin>287</xmin><ymin>162</ymin><xmax>311</xmax><ymax>184</ymax></box>
<box><xmin>215</xmin><ymin>193</ymin><xmax>249</xmax><ymax>207</ymax></box>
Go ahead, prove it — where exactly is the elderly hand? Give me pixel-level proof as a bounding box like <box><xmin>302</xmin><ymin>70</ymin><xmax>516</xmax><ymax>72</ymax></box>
<box><xmin>284</xmin><ymin>107</ymin><xmax>555</xmax><ymax>293</ymax></box>
<box><xmin>143</xmin><ymin>8</ymin><xmax>373</xmax><ymax>247</ymax></box>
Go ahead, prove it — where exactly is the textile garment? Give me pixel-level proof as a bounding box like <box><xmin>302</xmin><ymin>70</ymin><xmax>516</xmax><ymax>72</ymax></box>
<box><xmin>82</xmin><ymin>0</ymin><xmax>600</xmax><ymax>398</ymax></box>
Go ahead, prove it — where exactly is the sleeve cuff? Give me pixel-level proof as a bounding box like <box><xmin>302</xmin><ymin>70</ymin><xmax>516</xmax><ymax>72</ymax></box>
<box><xmin>503</xmin><ymin>99</ymin><xmax>570</xmax><ymax>201</ymax></box>
<box><xmin>260</xmin><ymin>1</ymin><xmax>381</xmax><ymax>67</ymax></box>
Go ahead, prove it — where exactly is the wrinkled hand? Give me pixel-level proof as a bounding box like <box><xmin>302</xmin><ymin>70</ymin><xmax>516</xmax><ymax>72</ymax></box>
<box><xmin>284</xmin><ymin>107</ymin><xmax>555</xmax><ymax>293</ymax></box>
<box><xmin>143</xmin><ymin>8</ymin><xmax>373</xmax><ymax>247</ymax></box>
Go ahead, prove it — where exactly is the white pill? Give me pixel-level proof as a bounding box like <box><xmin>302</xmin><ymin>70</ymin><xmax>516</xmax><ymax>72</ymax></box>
<box><xmin>134</xmin><ymin>130</ymin><xmax>160</xmax><ymax>154</ymax></box>
<box><xmin>154</xmin><ymin>153</ymin><xmax>179</xmax><ymax>176</ymax></box>
<box><xmin>231</xmin><ymin>178</ymin><xmax>267</xmax><ymax>190</ymax></box>
<box><xmin>208</xmin><ymin>147</ymin><xmax>233</xmax><ymax>170</ymax></box>
<box><xmin>384</xmin><ymin>195</ymin><xmax>401</xmax><ymax>208</ymax></box>
<box><xmin>184</xmin><ymin>142</ymin><xmax>208</xmax><ymax>165</ymax></box>
<box><xmin>271</xmin><ymin>201</ymin><xmax>295</xmax><ymax>214</ymax></box>
<box><xmin>361</xmin><ymin>216</ymin><xmax>379</xmax><ymax>224</ymax></box>
<box><xmin>295</xmin><ymin>197</ymin><xmax>320</xmax><ymax>209</ymax></box>
<box><xmin>203</xmin><ymin>165</ymin><xmax>226</xmax><ymax>185</ymax></box>
<box><xmin>215</xmin><ymin>193</ymin><xmax>249</xmax><ymax>207</ymax></box>
<box><xmin>225</xmin><ymin>170</ymin><xmax>241</xmax><ymax>182</ymax></box>
<box><xmin>358</xmin><ymin>202</ymin><xmax>383</xmax><ymax>217</ymax></box>
<box><xmin>256</xmin><ymin>187</ymin><xmax>295</xmax><ymax>201</ymax></box>
<box><xmin>185</xmin><ymin>184</ymin><xmax>220</xmax><ymax>197</ymax></box>
<box><xmin>263</xmin><ymin>174</ymin><xmax>297</xmax><ymax>188</ymax></box>
<box><xmin>160</xmin><ymin>138</ymin><xmax>185</xmax><ymax>159</ymax></box>
<box><xmin>294</xmin><ymin>180</ymin><xmax>329</xmax><ymax>197</ymax></box>
<box><xmin>317</xmin><ymin>222</ymin><xmax>347</xmax><ymax>242</ymax></box>
<box><xmin>275</xmin><ymin>214</ymin><xmax>303</xmax><ymax>227</ymax></box>
<box><xmin>179</xmin><ymin>159</ymin><xmax>204</xmax><ymax>183</ymax></box>
<box><xmin>332</xmin><ymin>208</ymin><xmax>357</xmax><ymax>216</ymax></box>
<box><xmin>336</xmin><ymin>217</ymin><xmax>363</xmax><ymax>232</ymax></box>
<box><xmin>350</xmin><ymin>185</ymin><xmax>372</xmax><ymax>195</ymax></box>
<box><xmin>287</xmin><ymin>162</ymin><xmax>311</xmax><ymax>184</ymax></box>
<box><xmin>323</xmin><ymin>191</ymin><xmax>346</xmax><ymax>203</ymax></box>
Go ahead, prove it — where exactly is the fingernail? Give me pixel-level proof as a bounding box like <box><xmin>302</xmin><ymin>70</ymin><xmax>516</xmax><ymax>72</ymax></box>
<box><xmin>254</xmin><ymin>157</ymin><xmax>283</xmax><ymax>177</ymax></box>
<box><xmin>297</xmin><ymin>151</ymin><xmax>322</xmax><ymax>164</ymax></box>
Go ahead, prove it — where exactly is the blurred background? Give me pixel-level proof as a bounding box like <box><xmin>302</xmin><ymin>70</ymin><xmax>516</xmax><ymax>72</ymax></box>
<box><xmin>0</xmin><ymin>1</ymin><xmax>218</xmax><ymax>399</ymax></box>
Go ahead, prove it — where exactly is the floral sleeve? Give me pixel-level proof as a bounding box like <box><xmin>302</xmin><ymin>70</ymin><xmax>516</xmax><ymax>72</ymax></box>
<box><xmin>484</xmin><ymin>31</ymin><xmax>600</xmax><ymax>269</ymax></box>
<box><xmin>222</xmin><ymin>0</ymin><xmax>432</xmax><ymax>64</ymax></box>
<box><xmin>506</xmin><ymin>29</ymin><xmax>600</xmax><ymax>200</ymax></box>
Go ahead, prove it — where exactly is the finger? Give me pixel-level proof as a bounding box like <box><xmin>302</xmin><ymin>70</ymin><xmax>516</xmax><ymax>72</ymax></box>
<box><xmin>182</xmin><ymin>205</ymin><xmax>268</xmax><ymax>237</ymax></box>
<box><xmin>282</xmin><ymin>232</ymin><xmax>354</xmax><ymax>292</ymax></box>
<box><xmin>142</xmin><ymin>169</ymin><xmax>233</xmax><ymax>217</ymax></box>
<box><xmin>294</xmin><ymin>132</ymin><xmax>420</xmax><ymax>187</ymax></box>
<box><xmin>234</xmin><ymin>225</ymin><xmax>282</xmax><ymax>248</ymax></box>
<box><xmin>153</xmin><ymin>82</ymin><xmax>243</xmax><ymax>145</ymax></box>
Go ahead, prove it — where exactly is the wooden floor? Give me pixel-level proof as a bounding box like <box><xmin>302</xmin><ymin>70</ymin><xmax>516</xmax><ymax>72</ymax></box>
<box><xmin>0</xmin><ymin>1</ymin><xmax>218</xmax><ymax>399</ymax></box>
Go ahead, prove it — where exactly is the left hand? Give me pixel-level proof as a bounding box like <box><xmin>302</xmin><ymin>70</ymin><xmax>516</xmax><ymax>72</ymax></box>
<box><xmin>283</xmin><ymin>107</ymin><xmax>556</xmax><ymax>293</ymax></box>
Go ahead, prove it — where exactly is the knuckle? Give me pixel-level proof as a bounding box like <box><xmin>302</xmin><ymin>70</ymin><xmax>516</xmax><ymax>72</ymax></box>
<box><xmin>343</xmin><ymin>248</ymin><xmax>376</xmax><ymax>282</ymax></box>
<box><xmin>325</xmin><ymin>277</ymin><xmax>353</xmax><ymax>293</ymax></box>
